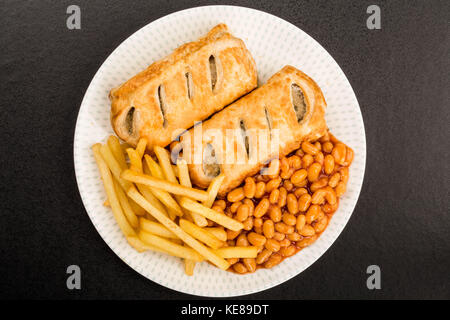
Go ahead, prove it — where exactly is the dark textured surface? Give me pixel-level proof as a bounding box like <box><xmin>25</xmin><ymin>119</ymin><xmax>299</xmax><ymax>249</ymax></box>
<box><xmin>0</xmin><ymin>0</ymin><xmax>449</xmax><ymax>300</ymax></box>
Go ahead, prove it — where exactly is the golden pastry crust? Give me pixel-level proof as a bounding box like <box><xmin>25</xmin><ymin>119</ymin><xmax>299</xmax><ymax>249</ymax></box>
<box><xmin>182</xmin><ymin>66</ymin><xmax>327</xmax><ymax>196</ymax></box>
<box><xmin>110</xmin><ymin>24</ymin><xmax>257</xmax><ymax>149</ymax></box>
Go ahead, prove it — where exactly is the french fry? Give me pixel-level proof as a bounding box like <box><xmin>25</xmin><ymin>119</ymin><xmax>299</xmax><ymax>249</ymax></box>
<box><xmin>136</xmin><ymin>184</ymin><xmax>169</xmax><ymax>217</ymax></box>
<box><xmin>184</xmin><ymin>258</ymin><xmax>196</xmax><ymax>276</ymax></box>
<box><xmin>204</xmin><ymin>227</ymin><xmax>227</xmax><ymax>242</ymax></box>
<box><xmin>92</xmin><ymin>144</ymin><xmax>135</xmax><ymax>237</ymax></box>
<box><xmin>114</xmin><ymin>178</ymin><xmax>139</xmax><ymax>228</ymax></box>
<box><xmin>154</xmin><ymin>146</ymin><xmax>177</xmax><ymax>182</ymax></box>
<box><xmin>138</xmin><ymin>231</ymin><xmax>204</xmax><ymax>262</ymax></box>
<box><xmin>142</xmin><ymin>156</ymin><xmax>183</xmax><ymax>217</ymax></box>
<box><xmin>139</xmin><ymin>218</ymin><xmax>178</xmax><ymax>239</ymax></box>
<box><xmin>176</xmin><ymin>159</ymin><xmax>208</xmax><ymax>227</ymax></box>
<box><xmin>122</xmin><ymin>170</ymin><xmax>208</xmax><ymax>202</ymax></box>
<box><xmin>127</xmin><ymin>187</ymin><xmax>229</xmax><ymax>270</ymax></box>
<box><xmin>127</xmin><ymin>236</ymin><xmax>167</xmax><ymax>254</ymax></box>
<box><xmin>203</xmin><ymin>173</ymin><xmax>225</xmax><ymax>208</ymax></box>
<box><xmin>126</xmin><ymin>148</ymin><xmax>143</xmax><ymax>173</ymax></box>
<box><xmin>179</xmin><ymin>219</ymin><xmax>224</xmax><ymax>249</ymax></box>
<box><xmin>215</xmin><ymin>246</ymin><xmax>258</xmax><ymax>259</ymax></box>
<box><xmin>172</xmin><ymin>165</ymin><xmax>179</xmax><ymax>178</ymax></box>
<box><xmin>179</xmin><ymin>197</ymin><xmax>243</xmax><ymax>231</ymax></box>
<box><xmin>107</xmin><ymin>135</ymin><xmax>127</xmax><ymax>170</ymax></box>
<box><xmin>99</xmin><ymin>143</ymin><xmax>132</xmax><ymax>191</ymax></box>
<box><xmin>120</xmin><ymin>142</ymin><xmax>133</xmax><ymax>154</ymax></box>
<box><xmin>103</xmin><ymin>199</ymin><xmax>110</xmax><ymax>207</ymax></box>
<box><xmin>136</xmin><ymin>138</ymin><xmax>148</xmax><ymax>158</ymax></box>
<box><xmin>128</xmin><ymin>198</ymin><xmax>146</xmax><ymax>216</ymax></box>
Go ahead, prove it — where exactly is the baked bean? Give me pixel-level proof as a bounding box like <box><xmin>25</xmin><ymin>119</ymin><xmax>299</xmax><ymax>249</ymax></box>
<box><xmin>267</xmin><ymin>159</ymin><xmax>280</xmax><ymax>178</ymax></box>
<box><xmin>280</xmin><ymin>167</ymin><xmax>294</xmax><ymax>179</ymax></box>
<box><xmin>275</xmin><ymin>222</ymin><xmax>294</xmax><ymax>234</ymax></box>
<box><xmin>227</xmin><ymin>229</ymin><xmax>240</xmax><ymax>240</ymax></box>
<box><xmin>236</xmin><ymin>234</ymin><xmax>249</xmax><ymax>246</ymax></box>
<box><xmin>311</xmin><ymin>189</ymin><xmax>327</xmax><ymax>205</ymax></box>
<box><xmin>254</xmin><ymin>182</ymin><xmax>266</xmax><ymax>198</ymax></box>
<box><xmin>294</xmin><ymin>179</ymin><xmax>308</xmax><ymax>188</ymax></box>
<box><xmin>227</xmin><ymin>240</ymin><xmax>236</xmax><ymax>246</ymax></box>
<box><xmin>236</xmin><ymin>203</ymin><xmax>250</xmax><ymax>221</ymax></box>
<box><xmin>324</xmin><ymin>186</ymin><xmax>337</xmax><ymax>205</ymax></box>
<box><xmin>256</xmin><ymin>249</ymin><xmax>272</xmax><ymax>264</ymax></box>
<box><xmin>315</xmin><ymin>152</ymin><xmax>324</xmax><ymax>165</ymax></box>
<box><xmin>212</xmin><ymin>205</ymin><xmax>224</xmax><ymax>214</ymax></box>
<box><xmin>242</xmin><ymin>258</ymin><xmax>256</xmax><ymax>273</ymax></box>
<box><xmin>342</xmin><ymin>147</ymin><xmax>354</xmax><ymax>166</ymax></box>
<box><xmin>286</xmin><ymin>193</ymin><xmax>298</xmax><ymax>214</ymax></box>
<box><xmin>294</xmin><ymin>187</ymin><xmax>308</xmax><ymax>198</ymax></box>
<box><xmin>268</xmin><ymin>205</ymin><xmax>282</xmax><ymax>222</ymax></box>
<box><xmin>302</xmin><ymin>141</ymin><xmax>319</xmax><ymax>155</ymax></box>
<box><xmin>264</xmin><ymin>253</ymin><xmax>282</xmax><ymax>268</ymax></box>
<box><xmin>299</xmin><ymin>224</ymin><xmax>316</xmax><ymax>237</ymax></box>
<box><xmin>207</xmin><ymin>219</ymin><xmax>215</xmax><ymax>227</ymax></box>
<box><xmin>262</xmin><ymin>220</ymin><xmax>275</xmax><ymax>239</ymax></box>
<box><xmin>233</xmin><ymin>262</ymin><xmax>248</xmax><ymax>274</ymax></box>
<box><xmin>335</xmin><ymin>181</ymin><xmax>346</xmax><ymax>197</ymax></box>
<box><xmin>277</xmin><ymin>187</ymin><xmax>287</xmax><ymax>207</ymax></box>
<box><xmin>266</xmin><ymin>177</ymin><xmax>282</xmax><ymax>192</ymax></box>
<box><xmin>320</xmin><ymin>132</ymin><xmax>330</xmax><ymax>143</ymax></box>
<box><xmin>307</xmin><ymin>163</ymin><xmax>322</xmax><ymax>182</ymax></box>
<box><xmin>254</xmin><ymin>226</ymin><xmax>263</xmax><ymax>234</ymax></box>
<box><xmin>272</xmin><ymin>232</ymin><xmax>285</xmax><ymax>241</ymax></box>
<box><xmin>324</xmin><ymin>154</ymin><xmax>335</xmax><ymax>175</ymax></box>
<box><xmin>310</xmin><ymin>177</ymin><xmax>328</xmax><ymax>192</ymax></box>
<box><xmin>329</xmin><ymin>133</ymin><xmax>339</xmax><ymax>144</ymax></box>
<box><xmin>298</xmin><ymin>194</ymin><xmax>311</xmax><ymax>212</ymax></box>
<box><xmin>290</xmin><ymin>169</ymin><xmax>307</xmax><ymax>184</ymax></box>
<box><xmin>230</xmin><ymin>201</ymin><xmax>242</xmax><ymax>213</ymax></box>
<box><xmin>248</xmin><ymin>232</ymin><xmax>267</xmax><ymax>246</ymax></box>
<box><xmin>227</xmin><ymin>258</ymin><xmax>239</xmax><ymax>265</ymax></box>
<box><xmin>295</xmin><ymin>149</ymin><xmax>305</xmax><ymax>157</ymax></box>
<box><xmin>282</xmin><ymin>213</ymin><xmax>297</xmax><ymax>226</ymax></box>
<box><xmin>297</xmin><ymin>235</ymin><xmax>317</xmax><ymax>248</ymax></box>
<box><xmin>227</xmin><ymin>187</ymin><xmax>245</xmax><ymax>202</ymax></box>
<box><xmin>243</xmin><ymin>198</ymin><xmax>254</xmax><ymax>215</ymax></box>
<box><xmin>265</xmin><ymin>238</ymin><xmax>281</xmax><ymax>252</ymax></box>
<box><xmin>254</xmin><ymin>217</ymin><xmax>263</xmax><ymax>228</ymax></box>
<box><xmin>288</xmin><ymin>155</ymin><xmax>302</xmax><ymax>169</ymax></box>
<box><xmin>243</xmin><ymin>177</ymin><xmax>256</xmax><ymax>198</ymax></box>
<box><xmin>302</xmin><ymin>154</ymin><xmax>314</xmax><ymax>168</ymax></box>
<box><xmin>280</xmin><ymin>245</ymin><xmax>296</xmax><ymax>257</ymax></box>
<box><xmin>332</xmin><ymin>143</ymin><xmax>347</xmax><ymax>165</ymax></box>
<box><xmin>328</xmin><ymin>172</ymin><xmax>341</xmax><ymax>188</ymax></box>
<box><xmin>306</xmin><ymin>204</ymin><xmax>322</xmax><ymax>224</ymax></box>
<box><xmin>287</xmin><ymin>232</ymin><xmax>301</xmax><ymax>241</ymax></box>
<box><xmin>322</xmin><ymin>198</ymin><xmax>339</xmax><ymax>214</ymax></box>
<box><xmin>213</xmin><ymin>199</ymin><xmax>226</xmax><ymax>210</ymax></box>
<box><xmin>296</xmin><ymin>214</ymin><xmax>306</xmax><ymax>232</ymax></box>
<box><xmin>279</xmin><ymin>238</ymin><xmax>291</xmax><ymax>247</ymax></box>
<box><xmin>254</xmin><ymin>198</ymin><xmax>270</xmax><ymax>218</ymax></box>
<box><xmin>284</xmin><ymin>180</ymin><xmax>294</xmax><ymax>191</ymax></box>
<box><xmin>269</xmin><ymin>189</ymin><xmax>279</xmax><ymax>204</ymax></box>
<box><xmin>322</xmin><ymin>141</ymin><xmax>333</xmax><ymax>153</ymax></box>
<box><xmin>314</xmin><ymin>216</ymin><xmax>328</xmax><ymax>233</ymax></box>
<box><xmin>280</xmin><ymin>157</ymin><xmax>290</xmax><ymax>173</ymax></box>
<box><xmin>340</xmin><ymin>167</ymin><xmax>349</xmax><ymax>184</ymax></box>
<box><xmin>257</xmin><ymin>245</ymin><xmax>265</xmax><ymax>254</ymax></box>
<box><xmin>242</xmin><ymin>217</ymin><xmax>254</xmax><ymax>230</ymax></box>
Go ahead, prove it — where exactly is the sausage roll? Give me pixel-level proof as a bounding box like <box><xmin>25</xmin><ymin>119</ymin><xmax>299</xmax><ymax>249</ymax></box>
<box><xmin>180</xmin><ymin>66</ymin><xmax>327</xmax><ymax>196</ymax></box>
<box><xmin>110</xmin><ymin>24</ymin><xmax>257</xmax><ymax>149</ymax></box>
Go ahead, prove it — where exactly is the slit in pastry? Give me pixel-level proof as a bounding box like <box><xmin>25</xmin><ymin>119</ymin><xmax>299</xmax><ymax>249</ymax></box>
<box><xmin>125</xmin><ymin>107</ymin><xmax>135</xmax><ymax>135</ymax></box>
<box><xmin>157</xmin><ymin>84</ymin><xmax>168</xmax><ymax>128</ymax></box>
<box><xmin>209</xmin><ymin>55</ymin><xmax>219</xmax><ymax>92</ymax></box>
<box><xmin>185</xmin><ymin>72</ymin><xmax>194</xmax><ymax>99</ymax></box>
<box><xmin>291</xmin><ymin>83</ymin><xmax>307</xmax><ymax>123</ymax></box>
<box><xmin>264</xmin><ymin>107</ymin><xmax>273</xmax><ymax>139</ymax></box>
<box><xmin>239</xmin><ymin>119</ymin><xmax>250</xmax><ymax>158</ymax></box>
<box><xmin>202</xmin><ymin>143</ymin><xmax>221</xmax><ymax>178</ymax></box>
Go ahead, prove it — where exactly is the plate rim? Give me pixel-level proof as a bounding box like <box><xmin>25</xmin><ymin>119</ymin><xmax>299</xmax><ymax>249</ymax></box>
<box><xmin>73</xmin><ymin>4</ymin><xmax>366</xmax><ymax>297</ymax></box>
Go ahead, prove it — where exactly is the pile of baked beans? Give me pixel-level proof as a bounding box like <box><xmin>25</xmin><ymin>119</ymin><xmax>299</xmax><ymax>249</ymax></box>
<box><xmin>211</xmin><ymin>131</ymin><xmax>354</xmax><ymax>273</ymax></box>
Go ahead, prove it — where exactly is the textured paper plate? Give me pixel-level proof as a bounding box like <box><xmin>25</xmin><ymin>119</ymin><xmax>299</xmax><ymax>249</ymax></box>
<box><xmin>74</xmin><ymin>5</ymin><xmax>366</xmax><ymax>297</ymax></box>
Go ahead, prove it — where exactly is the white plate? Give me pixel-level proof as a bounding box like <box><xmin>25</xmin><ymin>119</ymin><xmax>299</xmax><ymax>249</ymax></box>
<box><xmin>74</xmin><ymin>5</ymin><xmax>366</xmax><ymax>297</ymax></box>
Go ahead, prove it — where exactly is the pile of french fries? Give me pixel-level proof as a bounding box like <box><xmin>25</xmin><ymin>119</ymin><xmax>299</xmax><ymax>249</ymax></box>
<box><xmin>92</xmin><ymin>136</ymin><xmax>257</xmax><ymax>275</ymax></box>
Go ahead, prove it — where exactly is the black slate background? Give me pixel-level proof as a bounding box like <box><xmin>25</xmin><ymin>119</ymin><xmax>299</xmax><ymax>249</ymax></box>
<box><xmin>0</xmin><ymin>0</ymin><xmax>449</xmax><ymax>300</ymax></box>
